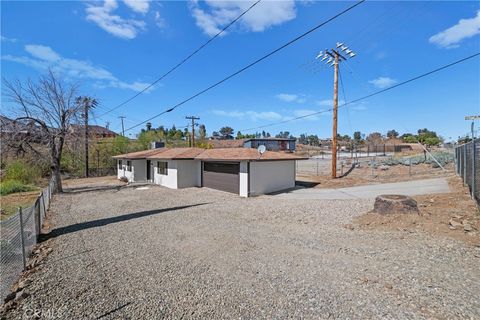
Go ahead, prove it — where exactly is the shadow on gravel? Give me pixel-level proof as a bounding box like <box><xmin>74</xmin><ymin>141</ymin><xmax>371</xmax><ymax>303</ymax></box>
<box><xmin>97</xmin><ymin>302</ymin><xmax>132</xmax><ymax>319</ymax></box>
<box><xmin>40</xmin><ymin>203</ymin><xmax>209</xmax><ymax>241</ymax></box>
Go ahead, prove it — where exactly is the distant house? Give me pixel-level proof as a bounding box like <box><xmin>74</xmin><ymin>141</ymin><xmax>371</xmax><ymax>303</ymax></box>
<box><xmin>68</xmin><ymin>124</ymin><xmax>117</xmax><ymax>138</ymax></box>
<box><xmin>114</xmin><ymin>147</ymin><xmax>306</xmax><ymax>197</ymax></box>
<box><xmin>209</xmin><ymin>138</ymin><xmax>296</xmax><ymax>152</ymax></box>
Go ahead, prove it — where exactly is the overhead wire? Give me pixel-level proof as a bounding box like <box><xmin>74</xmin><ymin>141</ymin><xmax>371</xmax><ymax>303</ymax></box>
<box><xmin>122</xmin><ymin>0</ymin><xmax>367</xmax><ymax>133</ymax></box>
<box><xmin>238</xmin><ymin>52</ymin><xmax>480</xmax><ymax>132</ymax></box>
<box><xmin>97</xmin><ymin>0</ymin><xmax>263</xmax><ymax>118</ymax></box>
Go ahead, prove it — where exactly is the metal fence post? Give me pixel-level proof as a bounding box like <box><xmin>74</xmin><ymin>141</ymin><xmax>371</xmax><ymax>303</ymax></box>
<box><xmin>463</xmin><ymin>144</ymin><xmax>467</xmax><ymax>186</ymax></box>
<box><xmin>19</xmin><ymin>207</ymin><xmax>27</xmax><ymax>270</ymax></box>
<box><xmin>472</xmin><ymin>140</ymin><xmax>476</xmax><ymax>199</ymax></box>
<box><xmin>35</xmin><ymin>198</ymin><xmax>41</xmax><ymax>237</ymax></box>
<box><xmin>409</xmin><ymin>158</ymin><xmax>412</xmax><ymax>176</ymax></box>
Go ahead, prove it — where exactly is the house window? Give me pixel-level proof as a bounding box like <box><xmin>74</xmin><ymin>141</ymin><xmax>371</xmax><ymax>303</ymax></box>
<box><xmin>127</xmin><ymin>161</ymin><xmax>132</xmax><ymax>171</ymax></box>
<box><xmin>157</xmin><ymin>161</ymin><xmax>168</xmax><ymax>175</ymax></box>
<box><xmin>118</xmin><ymin>160</ymin><xmax>122</xmax><ymax>169</ymax></box>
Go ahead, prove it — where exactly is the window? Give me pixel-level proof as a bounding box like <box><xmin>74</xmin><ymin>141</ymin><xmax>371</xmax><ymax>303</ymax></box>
<box><xmin>127</xmin><ymin>161</ymin><xmax>132</xmax><ymax>171</ymax></box>
<box><xmin>157</xmin><ymin>161</ymin><xmax>168</xmax><ymax>175</ymax></box>
<box><xmin>118</xmin><ymin>160</ymin><xmax>122</xmax><ymax>169</ymax></box>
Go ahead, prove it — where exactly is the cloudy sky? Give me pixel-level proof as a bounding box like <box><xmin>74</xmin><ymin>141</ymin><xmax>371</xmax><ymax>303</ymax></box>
<box><xmin>1</xmin><ymin>1</ymin><xmax>479</xmax><ymax>140</ymax></box>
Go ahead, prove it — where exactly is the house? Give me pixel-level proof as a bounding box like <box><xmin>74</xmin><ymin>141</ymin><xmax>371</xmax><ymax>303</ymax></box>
<box><xmin>68</xmin><ymin>124</ymin><xmax>117</xmax><ymax>138</ymax></box>
<box><xmin>113</xmin><ymin>147</ymin><xmax>306</xmax><ymax>197</ymax></box>
<box><xmin>209</xmin><ymin>138</ymin><xmax>296</xmax><ymax>152</ymax></box>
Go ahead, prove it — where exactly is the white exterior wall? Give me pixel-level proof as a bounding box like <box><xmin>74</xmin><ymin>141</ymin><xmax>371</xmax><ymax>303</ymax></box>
<box><xmin>239</xmin><ymin>161</ymin><xmax>249</xmax><ymax>197</ymax></box>
<box><xmin>117</xmin><ymin>160</ymin><xmax>134</xmax><ymax>182</ymax></box>
<box><xmin>249</xmin><ymin>160</ymin><xmax>296</xmax><ymax>196</ymax></box>
<box><xmin>176</xmin><ymin>160</ymin><xmax>201</xmax><ymax>188</ymax></box>
<box><xmin>153</xmin><ymin>160</ymin><xmax>178</xmax><ymax>189</ymax></box>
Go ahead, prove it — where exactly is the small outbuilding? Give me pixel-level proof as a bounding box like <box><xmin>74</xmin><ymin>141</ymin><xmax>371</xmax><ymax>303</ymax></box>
<box><xmin>113</xmin><ymin>147</ymin><xmax>306</xmax><ymax>197</ymax></box>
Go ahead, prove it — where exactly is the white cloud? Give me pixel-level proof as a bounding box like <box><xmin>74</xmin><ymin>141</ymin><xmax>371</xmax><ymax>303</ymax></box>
<box><xmin>85</xmin><ymin>0</ymin><xmax>146</xmax><ymax>39</ymax></box>
<box><xmin>25</xmin><ymin>45</ymin><xmax>61</xmax><ymax>62</ymax></box>
<box><xmin>1</xmin><ymin>36</ymin><xmax>17</xmax><ymax>43</ymax></box>
<box><xmin>429</xmin><ymin>10</ymin><xmax>480</xmax><ymax>48</ymax></box>
<box><xmin>275</xmin><ymin>93</ymin><xmax>306</xmax><ymax>103</ymax></box>
<box><xmin>155</xmin><ymin>11</ymin><xmax>166</xmax><ymax>28</ymax></box>
<box><xmin>315</xmin><ymin>99</ymin><xmax>346</xmax><ymax>107</ymax></box>
<box><xmin>2</xmin><ymin>44</ymin><xmax>153</xmax><ymax>92</ymax></box>
<box><xmin>368</xmin><ymin>77</ymin><xmax>397</xmax><ymax>89</ymax></box>
<box><xmin>190</xmin><ymin>0</ymin><xmax>296</xmax><ymax>36</ymax></box>
<box><xmin>212</xmin><ymin>109</ymin><xmax>287</xmax><ymax>122</ymax></box>
<box><xmin>123</xmin><ymin>0</ymin><xmax>149</xmax><ymax>14</ymax></box>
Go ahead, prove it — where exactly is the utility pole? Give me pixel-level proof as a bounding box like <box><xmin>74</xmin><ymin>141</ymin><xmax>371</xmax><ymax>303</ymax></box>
<box><xmin>185</xmin><ymin>116</ymin><xmax>200</xmax><ymax>147</ymax></box>
<box><xmin>77</xmin><ymin>96</ymin><xmax>97</xmax><ymax>178</ymax></box>
<box><xmin>316</xmin><ymin>43</ymin><xmax>356</xmax><ymax>178</ymax></box>
<box><xmin>118</xmin><ymin>116</ymin><xmax>126</xmax><ymax>136</ymax></box>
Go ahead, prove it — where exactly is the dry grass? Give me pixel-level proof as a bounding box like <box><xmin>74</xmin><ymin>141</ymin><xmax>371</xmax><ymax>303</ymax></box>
<box><xmin>353</xmin><ymin>176</ymin><xmax>480</xmax><ymax>246</ymax></box>
<box><xmin>0</xmin><ymin>191</ymin><xmax>41</xmax><ymax>220</ymax></box>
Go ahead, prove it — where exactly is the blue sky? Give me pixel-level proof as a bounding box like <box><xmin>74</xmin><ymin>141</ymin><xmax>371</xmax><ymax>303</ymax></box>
<box><xmin>1</xmin><ymin>1</ymin><xmax>479</xmax><ymax>141</ymax></box>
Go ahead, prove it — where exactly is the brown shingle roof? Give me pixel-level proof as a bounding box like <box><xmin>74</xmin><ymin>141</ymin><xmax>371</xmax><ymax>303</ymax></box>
<box><xmin>112</xmin><ymin>149</ymin><xmax>164</xmax><ymax>159</ymax></box>
<box><xmin>114</xmin><ymin>147</ymin><xmax>307</xmax><ymax>161</ymax></box>
<box><xmin>195</xmin><ymin>148</ymin><xmax>307</xmax><ymax>161</ymax></box>
<box><xmin>147</xmin><ymin>148</ymin><xmax>205</xmax><ymax>159</ymax></box>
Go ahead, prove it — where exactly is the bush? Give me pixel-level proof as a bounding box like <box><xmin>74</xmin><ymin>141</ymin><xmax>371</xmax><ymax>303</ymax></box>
<box><xmin>0</xmin><ymin>180</ymin><xmax>36</xmax><ymax>196</ymax></box>
<box><xmin>3</xmin><ymin>160</ymin><xmax>42</xmax><ymax>184</ymax></box>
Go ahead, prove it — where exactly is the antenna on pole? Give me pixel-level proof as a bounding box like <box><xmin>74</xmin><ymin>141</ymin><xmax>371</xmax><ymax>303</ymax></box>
<box><xmin>315</xmin><ymin>42</ymin><xmax>357</xmax><ymax>178</ymax></box>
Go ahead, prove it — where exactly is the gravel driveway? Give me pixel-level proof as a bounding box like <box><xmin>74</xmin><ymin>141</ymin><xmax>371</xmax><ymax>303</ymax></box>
<box><xmin>4</xmin><ymin>185</ymin><xmax>480</xmax><ymax>319</ymax></box>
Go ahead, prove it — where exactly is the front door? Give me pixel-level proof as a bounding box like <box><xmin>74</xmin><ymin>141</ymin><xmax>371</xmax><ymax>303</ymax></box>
<box><xmin>146</xmin><ymin>160</ymin><xmax>151</xmax><ymax>181</ymax></box>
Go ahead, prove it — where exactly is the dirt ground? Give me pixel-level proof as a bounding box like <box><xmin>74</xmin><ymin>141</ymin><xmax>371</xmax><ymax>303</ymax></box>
<box><xmin>62</xmin><ymin>175</ymin><xmax>124</xmax><ymax>189</ymax></box>
<box><xmin>298</xmin><ymin>163</ymin><xmax>453</xmax><ymax>189</ymax></box>
<box><xmin>353</xmin><ymin>176</ymin><xmax>480</xmax><ymax>246</ymax></box>
<box><xmin>0</xmin><ymin>191</ymin><xmax>40</xmax><ymax>220</ymax></box>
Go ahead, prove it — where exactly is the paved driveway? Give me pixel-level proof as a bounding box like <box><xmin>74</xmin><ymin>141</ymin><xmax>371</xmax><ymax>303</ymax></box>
<box><xmin>4</xmin><ymin>184</ymin><xmax>478</xmax><ymax>319</ymax></box>
<box><xmin>276</xmin><ymin>178</ymin><xmax>450</xmax><ymax>200</ymax></box>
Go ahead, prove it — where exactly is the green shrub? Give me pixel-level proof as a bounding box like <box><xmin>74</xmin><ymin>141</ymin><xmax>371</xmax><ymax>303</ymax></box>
<box><xmin>3</xmin><ymin>160</ymin><xmax>42</xmax><ymax>184</ymax></box>
<box><xmin>0</xmin><ymin>180</ymin><xmax>36</xmax><ymax>196</ymax></box>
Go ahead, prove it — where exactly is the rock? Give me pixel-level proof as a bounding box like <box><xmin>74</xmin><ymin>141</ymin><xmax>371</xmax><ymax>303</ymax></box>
<box><xmin>463</xmin><ymin>223</ymin><xmax>473</xmax><ymax>232</ymax></box>
<box><xmin>449</xmin><ymin>219</ymin><xmax>463</xmax><ymax>229</ymax></box>
<box><xmin>379</xmin><ymin>165</ymin><xmax>389</xmax><ymax>171</ymax></box>
<box><xmin>4</xmin><ymin>291</ymin><xmax>16</xmax><ymax>303</ymax></box>
<box><xmin>373</xmin><ymin>195</ymin><xmax>419</xmax><ymax>215</ymax></box>
<box><xmin>15</xmin><ymin>290</ymin><xmax>29</xmax><ymax>302</ymax></box>
<box><xmin>344</xmin><ymin>224</ymin><xmax>355</xmax><ymax>230</ymax></box>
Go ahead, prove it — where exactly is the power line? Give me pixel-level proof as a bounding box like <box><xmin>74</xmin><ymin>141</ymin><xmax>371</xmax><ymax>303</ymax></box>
<box><xmin>239</xmin><ymin>52</ymin><xmax>480</xmax><ymax>132</ymax></box>
<box><xmin>97</xmin><ymin>0</ymin><xmax>262</xmax><ymax>118</ymax></box>
<box><xmin>123</xmin><ymin>0</ymin><xmax>366</xmax><ymax>133</ymax></box>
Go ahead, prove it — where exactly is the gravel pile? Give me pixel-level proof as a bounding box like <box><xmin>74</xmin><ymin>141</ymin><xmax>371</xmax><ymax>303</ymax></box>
<box><xmin>3</xmin><ymin>185</ymin><xmax>479</xmax><ymax>319</ymax></box>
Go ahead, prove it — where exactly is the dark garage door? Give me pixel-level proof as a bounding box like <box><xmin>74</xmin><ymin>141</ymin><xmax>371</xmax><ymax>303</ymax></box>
<box><xmin>203</xmin><ymin>162</ymin><xmax>240</xmax><ymax>194</ymax></box>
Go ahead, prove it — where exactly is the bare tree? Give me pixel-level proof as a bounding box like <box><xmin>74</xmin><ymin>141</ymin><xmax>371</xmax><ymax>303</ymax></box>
<box><xmin>3</xmin><ymin>70</ymin><xmax>81</xmax><ymax>192</ymax></box>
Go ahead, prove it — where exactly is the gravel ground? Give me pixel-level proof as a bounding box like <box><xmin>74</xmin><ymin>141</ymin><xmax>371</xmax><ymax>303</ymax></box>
<box><xmin>3</xmin><ymin>185</ymin><xmax>480</xmax><ymax>319</ymax></box>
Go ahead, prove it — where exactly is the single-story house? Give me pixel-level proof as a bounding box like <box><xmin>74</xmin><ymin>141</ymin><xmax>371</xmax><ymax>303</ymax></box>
<box><xmin>113</xmin><ymin>147</ymin><xmax>306</xmax><ymax>197</ymax></box>
<box><xmin>209</xmin><ymin>138</ymin><xmax>296</xmax><ymax>152</ymax></box>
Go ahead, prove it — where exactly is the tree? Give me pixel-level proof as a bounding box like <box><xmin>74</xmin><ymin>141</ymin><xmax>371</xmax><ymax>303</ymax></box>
<box><xmin>146</xmin><ymin>122</ymin><xmax>152</xmax><ymax>131</ymax></box>
<box><xmin>236</xmin><ymin>131</ymin><xmax>243</xmax><ymax>139</ymax></box>
<box><xmin>3</xmin><ymin>70</ymin><xmax>82</xmax><ymax>192</ymax></box>
<box><xmin>219</xmin><ymin>126</ymin><xmax>234</xmax><ymax>139</ymax></box>
<box><xmin>198</xmin><ymin>124</ymin><xmax>206</xmax><ymax>140</ymax></box>
<box><xmin>386</xmin><ymin>129</ymin><xmax>399</xmax><ymax>139</ymax></box>
<box><xmin>353</xmin><ymin>131</ymin><xmax>362</xmax><ymax>142</ymax></box>
<box><xmin>366</xmin><ymin>132</ymin><xmax>384</xmax><ymax>145</ymax></box>
<box><xmin>275</xmin><ymin>131</ymin><xmax>290</xmax><ymax>139</ymax></box>
<box><xmin>298</xmin><ymin>134</ymin><xmax>308</xmax><ymax>145</ymax></box>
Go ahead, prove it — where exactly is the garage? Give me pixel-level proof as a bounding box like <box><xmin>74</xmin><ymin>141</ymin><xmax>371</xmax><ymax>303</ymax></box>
<box><xmin>202</xmin><ymin>162</ymin><xmax>240</xmax><ymax>194</ymax></box>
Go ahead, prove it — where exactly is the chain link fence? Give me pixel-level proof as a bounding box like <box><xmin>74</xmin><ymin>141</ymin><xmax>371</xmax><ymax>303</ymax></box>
<box><xmin>0</xmin><ymin>179</ymin><xmax>54</xmax><ymax>301</ymax></box>
<box><xmin>455</xmin><ymin>139</ymin><xmax>479</xmax><ymax>204</ymax></box>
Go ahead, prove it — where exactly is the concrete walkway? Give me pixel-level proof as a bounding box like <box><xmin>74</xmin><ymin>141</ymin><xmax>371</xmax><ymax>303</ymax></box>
<box><xmin>276</xmin><ymin>178</ymin><xmax>450</xmax><ymax>200</ymax></box>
